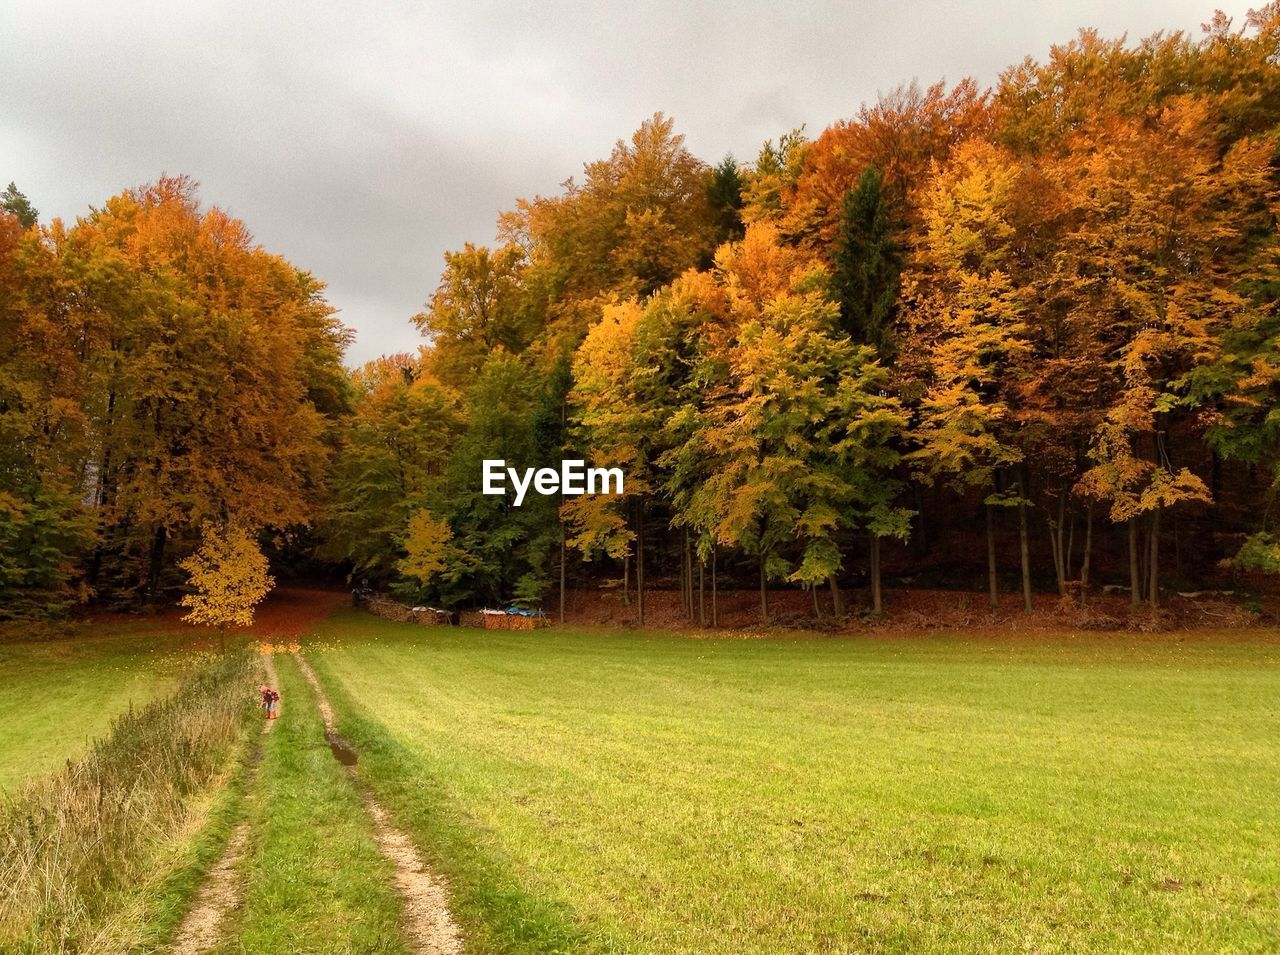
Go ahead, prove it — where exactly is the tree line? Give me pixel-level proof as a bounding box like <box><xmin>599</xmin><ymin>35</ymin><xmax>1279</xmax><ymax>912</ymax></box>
<box><xmin>3</xmin><ymin>8</ymin><xmax>1280</xmax><ymax>621</ymax></box>
<box><xmin>0</xmin><ymin>179</ymin><xmax>349</xmax><ymax>616</ymax></box>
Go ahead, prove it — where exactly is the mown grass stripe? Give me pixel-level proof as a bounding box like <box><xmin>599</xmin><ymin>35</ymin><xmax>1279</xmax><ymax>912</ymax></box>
<box><xmin>308</xmin><ymin>610</ymin><xmax>1280</xmax><ymax>954</ymax></box>
<box><xmin>309</xmin><ymin>646</ymin><xmax>610</xmax><ymax>955</ymax></box>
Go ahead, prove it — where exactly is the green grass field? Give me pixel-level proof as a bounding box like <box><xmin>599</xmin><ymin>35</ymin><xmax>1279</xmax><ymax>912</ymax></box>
<box><xmin>306</xmin><ymin>611</ymin><xmax>1280</xmax><ymax>953</ymax></box>
<box><xmin>3</xmin><ymin>611</ymin><xmax>1278</xmax><ymax>952</ymax></box>
<box><xmin>0</xmin><ymin>626</ymin><xmax>196</xmax><ymax>792</ymax></box>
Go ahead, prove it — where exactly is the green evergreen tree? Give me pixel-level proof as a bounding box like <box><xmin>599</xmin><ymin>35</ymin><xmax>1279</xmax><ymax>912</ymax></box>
<box><xmin>0</xmin><ymin>183</ymin><xmax>37</xmax><ymax>229</ymax></box>
<box><xmin>707</xmin><ymin>156</ymin><xmax>746</xmax><ymax>244</ymax></box>
<box><xmin>831</xmin><ymin>166</ymin><xmax>902</xmax><ymax>358</ymax></box>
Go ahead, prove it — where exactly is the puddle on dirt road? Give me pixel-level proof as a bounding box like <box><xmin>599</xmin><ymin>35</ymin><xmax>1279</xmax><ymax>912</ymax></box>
<box><xmin>326</xmin><ymin>731</ymin><xmax>358</xmax><ymax>766</ymax></box>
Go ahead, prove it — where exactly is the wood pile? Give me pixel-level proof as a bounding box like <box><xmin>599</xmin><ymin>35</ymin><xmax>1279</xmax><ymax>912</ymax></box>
<box><xmin>481</xmin><ymin>613</ymin><xmax>545</xmax><ymax>631</ymax></box>
<box><xmin>362</xmin><ymin>594</ymin><xmax>453</xmax><ymax>627</ymax></box>
<box><xmin>458</xmin><ymin>610</ymin><xmax>548</xmax><ymax>630</ymax></box>
<box><xmin>410</xmin><ymin>607</ymin><xmax>454</xmax><ymax>626</ymax></box>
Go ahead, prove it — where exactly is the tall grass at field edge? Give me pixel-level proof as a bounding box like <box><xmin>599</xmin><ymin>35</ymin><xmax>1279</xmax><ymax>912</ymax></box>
<box><xmin>0</xmin><ymin>650</ymin><xmax>259</xmax><ymax>953</ymax></box>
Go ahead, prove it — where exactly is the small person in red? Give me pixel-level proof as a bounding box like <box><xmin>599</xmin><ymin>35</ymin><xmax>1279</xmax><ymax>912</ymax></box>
<box><xmin>260</xmin><ymin>684</ymin><xmax>279</xmax><ymax>720</ymax></box>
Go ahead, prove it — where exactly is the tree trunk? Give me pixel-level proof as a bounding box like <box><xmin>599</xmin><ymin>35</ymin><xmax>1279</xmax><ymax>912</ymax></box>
<box><xmin>1048</xmin><ymin>512</ymin><xmax>1063</xmax><ymax>598</ymax></box>
<box><xmin>559</xmin><ymin>521</ymin><xmax>566</xmax><ymax>625</ymax></box>
<box><xmin>146</xmin><ymin>525</ymin><xmax>167</xmax><ymax>603</ymax></box>
<box><xmin>685</xmin><ymin>530</ymin><xmax>694</xmax><ymax>620</ymax></box>
<box><xmin>828</xmin><ymin>574</ymin><xmax>844</xmax><ymax>618</ymax></box>
<box><xmin>1017</xmin><ymin>473</ymin><xmax>1032</xmax><ymax>614</ymax></box>
<box><xmin>622</xmin><ymin>555</ymin><xmax>630</xmax><ymax>606</ymax></box>
<box><xmin>812</xmin><ymin>586</ymin><xmax>821</xmax><ymax>620</ymax></box>
<box><xmin>1148</xmin><ymin>507</ymin><xmax>1161</xmax><ymax>609</ymax></box>
<box><xmin>759</xmin><ymin>555</ymin><xmax>769</xmax><ymax>624</ymax></box>
<box><xmin>679</xmin><ymin>531</ymin><xmax>688</xmax><ymax>617</ymax></box>
<box><xmin>1065</xmin><ymin>509</ymin><xmax>1076</xmax><ymax>583</ymax></box>
<box><xmin>1080</xmin><ymin>504</ymin><xmax>1093</xmax><ymax>607</ymax></box>
<box><xmin>869</xmin><ymin>532</ymin><xmax>883</xmax><ymax>615</ymax></box>
<box><xmin>1128</xmin><ymin>518</ymin><xmax>1142</xmax><ymax>609</ymax></box>
<box><xmin>1019</xmin><ymin>506</ymin><xmax>1033</xmax><ymax>613</ymax></box>
<box><xmin>1050</xmin><ymin>489</ymin><xmax>1067</xmax><ymax>597</ymax></box>
<box><xmin>636</xmin><ymin>499</ymin><xmax>645</xmax><ymax>627</ymax></box>
<box><xmin>698</xmin><ymin>556</ymin><xmax>705</xmax><ymax>627</ymax></box>
<box><xmin>1137</xmin><ymin>518</ymin><xmax>1149</xmax><ymax>603</ymax></box>
<box><xmin>986</xmin><ymin>504</ymin><xmax>998</xmax><ymax>611</ymax></box>
<box><xmin>711</xmin><ymin>542</ymin><xmax>718</xmax><ymax>628</ymax></box>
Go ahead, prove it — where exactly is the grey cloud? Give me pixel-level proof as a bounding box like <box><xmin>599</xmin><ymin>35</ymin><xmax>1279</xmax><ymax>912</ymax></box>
<box><xmin>0</xmin><ymin>0</ymin><xmax>1254</xmax><ymax>364</ymax></box>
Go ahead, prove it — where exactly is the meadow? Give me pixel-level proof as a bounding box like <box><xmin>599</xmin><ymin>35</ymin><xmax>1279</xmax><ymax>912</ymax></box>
<box><xmin>0</xmin><ymin>625</ymin><xmax>197</xmax><ymax>791</ymax></box>
<box><xmin>309</xmin><ymin>611</ymin><xmax>1280</xmax><ymax>954</ymax></box>
<box><xmin>2</xmin><ymin>611</ymin><xmax>1278</xmax><ymax>953</ymax></box>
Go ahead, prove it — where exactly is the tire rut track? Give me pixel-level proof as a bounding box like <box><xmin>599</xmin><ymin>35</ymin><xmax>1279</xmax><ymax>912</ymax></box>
<box><xmin>291</xmin><ymin>651</ymin><xmax>463</xmax><ymax>955</ymax></box>
<box><xmin>169</xmin><ymin>822</ymin><xmax>250</xmax><ymax>955</ymax></box>
<box><xmin>170</xmin><ymin>652</ymin><xmax>277</xmax><ymax>953</ymax></box>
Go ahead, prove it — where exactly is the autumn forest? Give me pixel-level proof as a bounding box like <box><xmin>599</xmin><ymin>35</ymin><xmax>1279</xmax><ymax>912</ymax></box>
<box><xmin>5</xmin><ymin>9</ymin><xmax>1280</xmax><ymax>624</ymax></box>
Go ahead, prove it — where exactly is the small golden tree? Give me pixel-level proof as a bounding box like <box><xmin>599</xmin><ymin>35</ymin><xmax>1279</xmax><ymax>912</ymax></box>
<box><xmin>396</xmin><ymin>508</ymin><xmax>452</xmax><ymax>587</ymax></box>
<box><xmin>180</xmin><ymin>522</ymin><xmax>275</xmax><ymax>649</ymax></box>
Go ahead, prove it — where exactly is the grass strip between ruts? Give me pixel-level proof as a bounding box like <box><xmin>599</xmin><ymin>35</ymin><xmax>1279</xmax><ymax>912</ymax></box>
<box><xmin>216</xmin><ymin>652</ymin><xmax>410</xmax><ymax>954</ymax></box>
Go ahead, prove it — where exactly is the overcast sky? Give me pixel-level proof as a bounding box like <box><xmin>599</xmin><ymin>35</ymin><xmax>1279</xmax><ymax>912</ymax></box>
<box><xmin>0</xmin><ymin>1</ymin><xmax>1256</xmax><ymax>365</ymax></box>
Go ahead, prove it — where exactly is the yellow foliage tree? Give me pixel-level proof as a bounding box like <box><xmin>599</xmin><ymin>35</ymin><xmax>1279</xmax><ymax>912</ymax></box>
<box><xmin>179</xmin><ymin>522</ymin><xmax>275</xmax><ymax>631</ymax></box>
<box><xmin>397</xmin><ymin>509</ymin><xmax>453</xmax><ymax>588</ymax></box>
